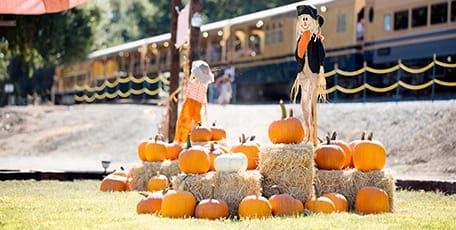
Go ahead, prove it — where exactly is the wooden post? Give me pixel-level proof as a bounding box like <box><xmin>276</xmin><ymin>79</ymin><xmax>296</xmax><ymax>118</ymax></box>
<box><xmin>168</xmin><ymin>0</ymin><xmax>182</xmax><ymax>142</ymax></box>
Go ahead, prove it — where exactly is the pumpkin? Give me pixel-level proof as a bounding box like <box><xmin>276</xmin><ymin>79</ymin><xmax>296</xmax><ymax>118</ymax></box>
<box><xmin>329</xmin><ymin>131</ymin><xmax>353</xmax><ymax>169</ymax></box>
<box><xmin>165</xmin><ymin>142</ymin><xmax>183</xmax><ymax>160</ymax></box>
<box><xmin>178</xmin><ymin>134</ymin><xmax>210</xmax><ymax>174</ymax></box>
<box><xmin>147</xmin><ymin>171</ymin><xmax>169</xmax><ymax>192</ymax></box>
<box><xmin>190</xmin><ymin>122</ymin><xmax>212</xmax><ymax>142</ymax></box>
<box><xmin>238</xmin><ymin>194</ymin><xmax>272</xmax><ymax>218</ymax></box>
<box><xmin>100</xmin><ymin>167</ymin><xmax>131</xmax><ymax>192</ymax></box>
<box><xmin>355</xmin><ymin>186</ymin><xmax>390</xmax><ymax>214</ymax></box>
<box><xmin>208</xmin><ymin>143</ymin><xmax>225</xmax><ymax>171</ymax></box>
<box><xmin>352</xmin><ymin>132</ymin><xmax>386</xmax><ymax>172</ymax></box>
<box><xmin>144</xmin><ymin>134</ymin><xmax>167</xmax><ymax>162</ymax></box>
<box><xmin>230</xmin><ymin>134</ymin><xmax>260</xmax><ymax>170</ymax></box>
<box><xmin>268</xmin><ymin>100</ymin><xmax>304</xmax><ymax>144</ymax></box>
<box><xmin>137</xmin><ymin>137</ymin><xmax>152</xmax><ymax>161</ymax></box>
<box><xmin>195</xmin><ymin>184</ymin><xmax>229</xmax><ymax>219</ymax></box>
<box><xmin>305</xmin><ymin>184</ymin><xmax>336</xmax><ymax>214</ymax></box>
<box><xmin>210</xmin><ymin>122</ymin><xmax>226</xmax><ymax>141</ymax></box>
<box><xmin>160</xmin><ymin>176</ymin><xmax>196</xmax><ymax>218</ymax></box>
<box><xmin>136</xmin><ymin>191</ymin><xmax>164</xmax><ymax>214</ymax></box>
<box><xmin>322</xmin><ymin>192</ymin><xmax>348</xmax><ymax>212</ymax></box>
<box><xmin>100</xmin><ymin>174</ymin><xmax>128</xmax><ymax>192</ymax></box>
<box><xmin>214</xmin><ymin>152</ymin><xmax>248</xmax><ymax>173</ymax></box>
<box><xmin>314</xmin><ymin>135</ymin><xmax>346</xmax><ymax>170</ymax></box>
<box><xmin>268</xmin><ymin>185</ymin><xmax>303</xmax><ymax>216</ymax></box>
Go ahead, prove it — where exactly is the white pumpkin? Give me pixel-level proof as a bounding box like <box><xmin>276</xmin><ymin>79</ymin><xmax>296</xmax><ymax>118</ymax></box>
<box><xmin>214</xmin><ymin>153</ymin><xmax>248</xmax><ymax>173</ymax></box>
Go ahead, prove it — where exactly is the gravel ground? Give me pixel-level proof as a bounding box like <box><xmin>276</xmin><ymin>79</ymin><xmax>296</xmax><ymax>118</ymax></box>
<box><xmin>0</xmin><ymin>100</ymin><xmax>454</xmax><ymax>181</ymax></box>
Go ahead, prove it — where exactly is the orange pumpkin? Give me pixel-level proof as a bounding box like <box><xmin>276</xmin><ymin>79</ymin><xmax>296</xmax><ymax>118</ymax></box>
<box><xmin>190</xmin><ymin>122</ymin><xmax>212</xmax><ymax>142</ymax></box>
<box><xmin>160</xmin><ymin>176</ymin><xmax>196</xmax><ymax>218</ymax></box>
<box><xmin>352</xmin><ymin>132</ymin><xmax>386</xmax><ymax>172</ymax></box>
<box><xmin>305</xmin><ymin>184</ymin><xmax>336</xmax><ymax>214</ymax></box>
<box><xmin>207</xmin><ymin>143</ymin><xmax>225</xmax><ymax>171</ymax></box>
<box><xmin>195</xmin><ymin>184</ymin><xmax>229</xmax><ymax>219</ymax></box>
<box><xmin>268</xmin><ymin>100</ymin><xmax>304</xmax><ymax>144</ymax></box>
<box><xmin>137</xmin><ymin>137</ymin><xmax>152</xmax><ymax>161</ymax></box>
<box><xmin>100</xmin><ymin>174</ymin><xmax>128</xmax><ymax>192</ymax></box>
<box><xmin>144</xmin><ymin>135</ymin><xmax>167</xmax><ymax>162</ymax></box>
<box><xmin>178</xmin><ymin>134</ymin><xmax>210</xmax><ymax>174</ymax></box>
<box><xmin>329</xmin><ymin>131</ymin><xmax>353</xmax><ymax>169</ymax></box>
<box><xmin>165</xmin><ymin>142</ymin><xmax>183</xmax><ymax>160</ymax></box>
<box><xmin>210</xmin><ymin>122</ymin><xmax>226</xmax><ymax>141</ymax></box>
<box><xmin>314</xmin><ymin>136</ymin><xmax>346</xmax><ymax>170</ymax></box>
<box><xmin>147</xmin><ymin>171</ymin><xmax>169</xmax><ymax>192</ymax></box>
<box><xmin>238</xmin><ymin>194</ymin><xmax>272</xmax><ymax>218</ymax></box>
<box><xmin>230</xmin><ymin>134</ymin><xmax>260</xmax><ymax>170</ymax></box>
<box><xmin>136</xmin><ymin>191</ymin><xmax>164</xmax><ymax>214</ymax></box>
<box><xmin>268</xmin><ymin>185</ymin><xmax>303</xmax><ymax>216</ymax></box>
<box><xmin>305</xmin><ymin>196</ymin><xmax>336</xmax><ymax>214</ymax></box>
<box><xmin>355</xmin><ymin>186</ymin><xmax>390</xmax><ymax>214</ymax></box>
<box><xmin>322</xmin><ymin>192</ymin><xmax>348</xmax><ymax>212</ymax></box>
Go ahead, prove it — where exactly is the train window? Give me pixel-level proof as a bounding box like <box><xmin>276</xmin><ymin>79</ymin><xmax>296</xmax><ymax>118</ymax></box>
<box><xmin>384</xmin><ymin>14</ymin><xmax>392</xmax><ymax>31</ymax></box>
<box><xmin>394</xmin><ymin>10</ymin><xmax>409</xmax><ymax>30</ymax></box>
<box><xmin>248</xmin><ymin>34</ymin><xmax>261</xmax><ymax>56</ymax></box>
<box><xmin>369</xmin><ymin>7</ymin><xmax>374</xmax><ymax>23</ymax></box>
<box><xmin>431</xmin><ymin>2</ymin><xmax>448</xmax><ymax>24</ymax></box>
<box><xmin>277</xmin><ymin>31</ymin><xmax>283</xmax><ymax>43</ymax></box>
<box><xmin>412</xmin><ymin>6</ymin><xmax>428</xmax><ymax>27</ymax></box>
<box><xmin>336</xmin><ymin>14</ymin><xmax>346</xmax><ymax>33</ymax></box>
<box><xmin>452</xmin><ymin>0</ymin><xmax>456</xmax><ymax>21</ymax></box>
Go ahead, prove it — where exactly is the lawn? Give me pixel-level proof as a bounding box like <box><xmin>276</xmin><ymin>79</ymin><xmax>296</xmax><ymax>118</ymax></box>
<box><xmin>0</xmin><ymin>180</ymin><xmax>455</xmax><ymax>230</ymax></box>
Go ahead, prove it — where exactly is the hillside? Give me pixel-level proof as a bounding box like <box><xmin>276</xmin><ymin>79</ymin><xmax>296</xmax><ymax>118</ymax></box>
<box><xmin>0</xmin><ymin>100</ymin><xmax>454</xmax><ymax>181</ymax></box>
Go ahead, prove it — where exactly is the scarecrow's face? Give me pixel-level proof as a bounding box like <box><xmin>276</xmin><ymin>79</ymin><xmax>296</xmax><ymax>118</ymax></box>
<box><xmin>297</xmin><ymin>14</ymin><xmax>318</xmax><ymax>36</ymax></box>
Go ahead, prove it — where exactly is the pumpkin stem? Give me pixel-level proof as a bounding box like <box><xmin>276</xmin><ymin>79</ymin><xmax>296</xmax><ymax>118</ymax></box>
<box><xmin>156</xmin><ymin>171</ymin><xmax>160</xmax><ymax>177</ymax></box>
<box><xmin>210</xmin><ymin>184</ymin><xmax>216</xmax><ymax>200</ymax></box>
<box><xmin>186</xmin><ymin>133</ymin><xmax>192</xmax><ymax>149</ymax></box>
<box><xmin>178</xmin><ymin>175</ymin><xmax>190</xmax><ymax>191</ymax></box>
<box><xmin>374</xmin><ymin>178</ymin><xmax>388</xmax><ymax>187</ymax></box>
<box><xmin>312</xmin><ymin>183</ymin><xmax>321</xmax><ymax>197</ymax></box>
<box><xmin>360</xmin><ymin>131</ymin><xmax>366</xmax><ymax>140</ymax></box>
<box><xmin>209</xmin><ymin>143</ymin><xmax>215</xmax><ymax>151</ymax></box>
<box><xmin>249</xmin><ymin>135</ymin><xmax>256</xmax><ymax>141</ymax></box>
<box><xmin>138</xmin><ymin>191</ymin><xmax>150</xmax><ymax>197</ymax></box>
<box><xmin>240</xmin><ymin>133</ymin><xmax>247</xmax><ymax>144</ymax></box>
<box><xmin>367</xmin><ymin>132</ymin><xmax>374</xmax><ymax>141</ymax></box>
<box><xmin>325</xmin><ymin>135</ymin><xmax>331</xmax><ymax>145</ymax></box>
<box><xmin>331</xmin><ymin>131</ymin><xmax>337</xmax><ymax>140</ymax></box>
<box><xmin>289</xmin><ymin>108</ymin><xmax>294</xmax><ymax>118</ymax></box>
<box><xmin>279</xmin><ymin>99</ymin><xmax>287</xmax><ymax>119</ymax></box>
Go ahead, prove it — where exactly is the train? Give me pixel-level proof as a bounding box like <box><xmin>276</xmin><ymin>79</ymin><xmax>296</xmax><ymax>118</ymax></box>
<box><xmin>52</xmin><ymin>0</ymin><xmax>456</xmax><ymax>104</ymax></box>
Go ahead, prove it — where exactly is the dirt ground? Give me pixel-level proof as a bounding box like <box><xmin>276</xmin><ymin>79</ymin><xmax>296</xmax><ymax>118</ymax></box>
<box><xmin>0</xmin><ymin>100</ymin><xmax>455</xmax><ymax>181</ymax></box>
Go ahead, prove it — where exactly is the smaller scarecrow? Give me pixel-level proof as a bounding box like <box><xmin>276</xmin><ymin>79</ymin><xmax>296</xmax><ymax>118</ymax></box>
<box><xmin>291</xmin><ymin>5</ymin><xmax>326</xmax><ymax>146</ymax></box>
<box><xmin>174</xmin><ymin>60</ymin><xmax>214</xmax><ymax>143</ymax></box>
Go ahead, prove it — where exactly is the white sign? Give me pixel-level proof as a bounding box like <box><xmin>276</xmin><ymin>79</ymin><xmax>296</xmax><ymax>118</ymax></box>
<box><xmin>4</xmin><ymin>83</ymin><xmax>14</xmax><ymax>93</ymax></box>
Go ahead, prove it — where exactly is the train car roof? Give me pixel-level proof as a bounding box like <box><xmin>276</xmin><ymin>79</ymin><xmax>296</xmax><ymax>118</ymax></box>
<box><xmin>88</xmin><ymin>0</ymin><xmax>334</xmax><ymax>59</ymax></box>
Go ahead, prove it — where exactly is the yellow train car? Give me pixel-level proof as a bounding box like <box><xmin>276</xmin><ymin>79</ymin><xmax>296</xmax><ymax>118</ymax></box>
<box><xmin>53</xmin><ymin>0</ymin><xmax>455</xmax><ymax>104</ymax></box>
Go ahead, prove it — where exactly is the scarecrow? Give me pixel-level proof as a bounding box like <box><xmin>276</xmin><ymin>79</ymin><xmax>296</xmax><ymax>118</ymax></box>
<box><xmin>291</xmin><ymin>4</ymin><xmax>326</xmax><ymax>146</ymax></box>
<box><xmin>174</xmin><ymin>60</ymin><xmax>214</xmax><ymax>143</ymax></box>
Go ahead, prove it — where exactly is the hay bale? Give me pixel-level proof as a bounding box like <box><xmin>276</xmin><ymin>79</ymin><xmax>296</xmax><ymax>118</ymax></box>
<box><xmin>172</xmin><ymin>170</ymin><xmax>262</xmax><ymax>217</ymax></box>
<box><xmin>315</xmin><ymin>169</ymin><xmax>395</xmax><ymax>211</ymax></box>
<box><xmin>258</xmin><ymin>143</ymin><xmax>315</xmax><ymax>202</ymax></box>
<box><xmin>128</xmin><ymin>160</ymin><xmax>180</xmax><ymax>191</ymax></box>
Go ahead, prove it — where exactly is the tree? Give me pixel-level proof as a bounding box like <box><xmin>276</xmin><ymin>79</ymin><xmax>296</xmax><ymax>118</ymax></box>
<box><xmin>0</xmin><ymin>6</ymin><xmax>101</xmax><ymax>103</ymax></box>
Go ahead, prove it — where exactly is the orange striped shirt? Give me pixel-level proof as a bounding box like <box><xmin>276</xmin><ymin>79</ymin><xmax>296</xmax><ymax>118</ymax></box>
<box><xmin>184</xmin><ymin>79</ymin><xmax>208</xmax><ymax>104</ymax></box>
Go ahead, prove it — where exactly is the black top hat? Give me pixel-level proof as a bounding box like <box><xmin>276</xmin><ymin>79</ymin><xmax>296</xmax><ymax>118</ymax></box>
<box><xmin>297</xmin><ymin>5</ymin><xmax>318</xmax><ymax>19</ymax></box>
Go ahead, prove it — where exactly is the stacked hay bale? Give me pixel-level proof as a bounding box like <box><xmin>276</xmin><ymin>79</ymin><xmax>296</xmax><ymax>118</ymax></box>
<box><xmin>258</xmin><ymin>143</ymin><xmax>314</xmax><ymax>202</ymax></box>
<box><xmin>315</xmin><ymin>169</ymin><xmax>395</xmax><ymax>211</ymax></box>
<box><xmin>129</xmin><ymin>160</ymin><xmax>180</xmax><ymax>191</ymax></box>
<box><xmin>172</xmin><ymin>170</ymin><xmax>262</xmax><ymax>217</ymax></box>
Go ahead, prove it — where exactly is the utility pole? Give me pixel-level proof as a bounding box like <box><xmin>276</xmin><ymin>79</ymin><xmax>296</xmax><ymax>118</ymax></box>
<box><xmin>168</xmin><ymin>0</ymin><xmax>181</xmax><ymax>142</ymax></box>
<box><xmin>186</xmin><ymin>0</ymin><xmax>202</xmax><ymax>77</ymax></box>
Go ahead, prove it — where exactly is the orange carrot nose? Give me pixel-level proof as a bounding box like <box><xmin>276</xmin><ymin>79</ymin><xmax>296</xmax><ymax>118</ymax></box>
<box><xmin>304</xmin><ymin>21</ymin><xmax>307</xmax><ymax>27</ymax></box>
<box><xmin>297</xmin><ymin>30</ymin><xmax>310</xmax><ymax>59</ymax></box>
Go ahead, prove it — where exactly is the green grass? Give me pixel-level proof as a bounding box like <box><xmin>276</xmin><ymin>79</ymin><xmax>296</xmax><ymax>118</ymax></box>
<box><xmin>0</xmin><ymin>180</ymin><xmax>455</xmax><ymax>230</ymax></box>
